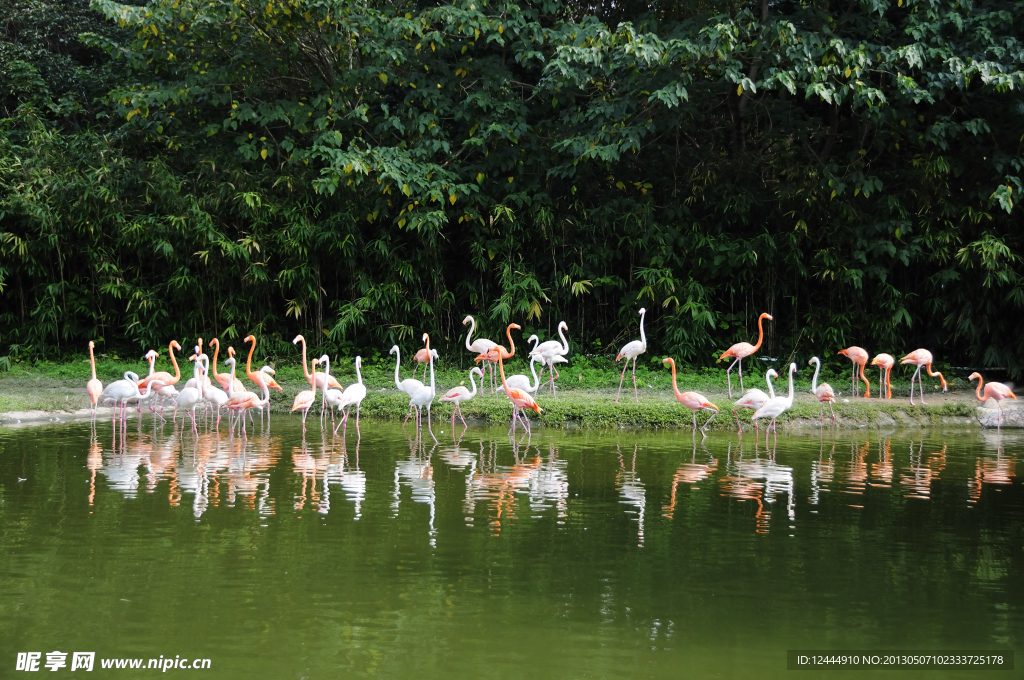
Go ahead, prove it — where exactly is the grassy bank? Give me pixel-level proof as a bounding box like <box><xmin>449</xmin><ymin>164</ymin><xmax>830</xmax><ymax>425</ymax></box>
<box><xmin>0</xmin><ymin>352</ymin><xmax>1006</xmax><ymax>430</ymax></box>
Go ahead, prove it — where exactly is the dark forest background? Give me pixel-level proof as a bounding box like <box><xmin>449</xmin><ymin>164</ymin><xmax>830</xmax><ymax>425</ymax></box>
<box><xmin>1</xmin><ymin>0</ymin><xmax>1022</xmax><ymax>373</ymax></box>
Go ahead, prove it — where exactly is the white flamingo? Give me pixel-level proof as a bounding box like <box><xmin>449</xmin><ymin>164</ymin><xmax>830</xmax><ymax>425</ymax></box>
<box><xmin>175</xmin><ymin>356</ymin><xmax>206</xmax><ymax>434</ymax></box>
<box><xmin>531</xmin><ymin>321</ymin><xmax>569</xmax><ymax>395</ymax></box>
<box><xmin>391</xmin><ymin>344</ymin><xmax>426</xmax><ymax>425</ymax></box>
<box><xmin>732</xmin><ymin>368</ymin><xmax>777</xmax><ymax>434</ymax></box>
<box><xmin>752</xmin><ymin>362</ymin><xmax>797</xmax><ymax>444</ymax></box>
<box><xmin>463</xmin><ymin>315</ymin><xmax>498</xmax><ymax>393</ymax></box>
<box><xmin>505</xmin><ymin>353</ymin><xmax>541</xmax><ymax>395</ymax></box>
<box><xmin>439</xmin><ymin>367</ymin><xmax>484</xmax><ymax>428</ymax></box>
<box><xmin>334</xmin><ymin>356</ymin><xmax>368</xmax><ymax>434</ymax></box>
<box><xmin>99</xmin><ymin>371</ymin><xmax>142</xmax><ymax>423</ymax></box>
<box><xmin>407</xmin><ymin>333</ymin><xmax>437</xmax><ymax>440</ymax></box>
<box><xmin>615</xmin><ymin>308</ymin><xmax>647</xmax><ymax>403</ymax></box>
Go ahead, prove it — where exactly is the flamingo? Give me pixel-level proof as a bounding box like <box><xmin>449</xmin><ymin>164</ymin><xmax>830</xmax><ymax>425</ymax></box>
<box><xmin>871</xmin><ymin>353</ymin><xmax>895</xmax><ymax>399</ymax></box>
<box><xmin>837</xmin><ymin>346</ymin><xmax>870</xmax><ymax>398</ymax></box>
<box><xmin>209</xmin><ymin>339</ymin><xmax>245</xmax><ymax>393</ymax></box>
<box><xmin>245</xmin><ymin>334</ymin><xmax>284</xmax><ymax>394</ymax></box>
<box><xmin>615</xmin><ymin>308</ymin><xmax>647</xmax><ymax>404</ymax></box>
<box><xmin>86</xmin><ymin>341</ymin><xmax>103</xmax><ymax>415</ymax></box>
<box><xmin>182</xmin><ymin>341</ymin><xmax>213</xmax><ymax>391</ymax></box>
<box><xmin>494</xmin><ymin>332</ymin><xmax>542</xmax><ymax>434</ymax></box>
<box><xmin>174</xmin><ymin>356</ymin><xmax>205</xmax><ymax>434</ymax></box>
<box><xmin>226</xmin><ymin>360</ymin><xmax>271</xmax><ymax>437</ymax></box>
<box><xmin>390</xmin><ymin>344</ymin><xmax>426</xmax><ymax>425</ymax></box>
<box><xmin>318</xmin><ymin>354</ymin><xmax>338</xmax><ymax>423</ymax></box>
<box><xmin>474</xmin><ymin>322</ymin><xmax>519</xmax><ymax>364</ymax></box>
<box><xmin>199</xmin><ymin>354</ymin><xmax>228</xmax><ymax>428</ymax></box>
<box><xmin>439</xmin><ymin>367</ymin><xmax>484</xmax><ymax>428</ymax></box>
<box><xmin>663</xmin><ymin>357</ymin><xmax>718</xmax><ymax>436</ymax></box>
<box><xmin>464</xmin><ymin>315</ymin><xmax>499</xmax><ymax>393</ymax></box>
<box><xmin>969</xmin><ymin>372</ymin><xmax>1017</xmax><ymax>430</ymax></box>
<box><xmin>900</xmin><ymin>349</ymin><xmax>947</xmax><ymax>405</ymax></box>
<box><xmin>410</xmin><ymin>336</ymin><xmax>440</xmax><ymax>382</ymax></box>
<box><xmin>293</xmin><ymin>335</ymin><xmax>343</xmax><ymax>392</ymax></box>
<box><xmin>290</xmin><ymin>357</ymin><xmax>318</xmax><ymax>430</ymax></box>
<box><xmin>732</xmin><ymin>369</ymin><xmax>777</xmax><ymax>434</ymax></box>
<box><xmin>99</xmin><ymin>371</ymin><xmax>142</xmax><ymax>423</ymax></box>
<box><xmin>531</xmin><ymin>321</ymin><xmax>570</xmax><ymax>395</ymax></box>
<box><xmin>752</xmin><ymin>362</ymin><xmax>797</xmax><ymax>444</ymax></box>
<box><xmin>407</xmin><ymin>333</ymin><xmax>438</xmax><ymax>439</ymax></box>
<box><xmin>334</xmin><ymin>356</ymin><xmax>368</xmax><ymax>434</ymax></box>
<box><xmin>717</xmin><ymin>312</ymin><xmax>772</xmax><ymax>398</ymax></box>
<box><xmin>138</xmin><ymin>340</ymin><xmax>182</xmax><ymax>389</ymax></box>
<box><xmin>808</xmin><ymin>356</ymin><xmax>837</xmax><ymax>424</ymax></box>
<box><xmin>505</xmin><ymin>353</ymin><xmax>541</xmax><ymax>395</ymax></box>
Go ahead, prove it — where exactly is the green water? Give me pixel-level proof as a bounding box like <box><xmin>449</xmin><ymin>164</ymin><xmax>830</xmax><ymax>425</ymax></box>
<box><xmin>0</xmin><ymin>418</ymin><xmax>1021</xmax><ymax>678</ymax></box>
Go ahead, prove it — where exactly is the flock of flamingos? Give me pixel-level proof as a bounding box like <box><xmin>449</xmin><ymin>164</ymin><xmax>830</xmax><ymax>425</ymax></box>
<box><xmin>83</xmin><ymin>310</ymin><xmax>1018</xmax><ymax>441</ymax></box>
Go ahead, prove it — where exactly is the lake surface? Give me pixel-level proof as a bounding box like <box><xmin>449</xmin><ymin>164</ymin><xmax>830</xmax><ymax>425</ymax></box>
<box><xmin>0</xmin><ymin>416</ymin><xmax>1021</xmax><ymax>678</ymax></box>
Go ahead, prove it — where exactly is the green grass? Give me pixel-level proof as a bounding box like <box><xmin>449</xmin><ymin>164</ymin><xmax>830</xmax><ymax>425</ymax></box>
<box><xmin>0</xmin><ymin>352</ymin><xmax>985</xmax><ymax>430</ymax></box>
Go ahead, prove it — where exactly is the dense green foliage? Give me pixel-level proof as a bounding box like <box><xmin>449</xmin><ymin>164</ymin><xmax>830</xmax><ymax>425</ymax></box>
<box><xmin>1</xmin><ymin>0</ymin><xmax>1023</xmax><ymax>374</ymax></box>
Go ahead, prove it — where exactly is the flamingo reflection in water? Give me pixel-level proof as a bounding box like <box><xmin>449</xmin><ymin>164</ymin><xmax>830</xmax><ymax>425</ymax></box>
<box><xmin>464</xmin><ymin>440</ymin><xmax>543</xmax><ymax>535</ymax></box>
<box><xmin>719</xmin><ymin>439</ymin><xmax>795</xmax><ymax>533</ymax></box>
<box><xmin>968</xmin><ymin>434</ymin><xmax>1017</xmax><ymax>505</ymax></box>
<box><xmin>323</xmin><ymin>434</ymin><xmax>366</xmax><ymax>520</ymax></box>
<box><xmin>662</xmin><ymin>440</ymin><xmax>718</xmax><ymax>520</ymax></box>
<box><xmin>392</xmin><ymin>434</ymin><xmax>439</xmax><ymax>545</ymax></box>
<box><xmin>870</xmin><ymin>438</ymin><xmax>894</xmax><ymax>489</ymax></box>
<box><xmin>900</xmin><ymin>441</ymin><xmax>947</xmax><ymax>500</ymax></box>
<box><xmin>616</xmin><ymin>443</ymin><xmax>647</xmax><ymax>547</ymax></box>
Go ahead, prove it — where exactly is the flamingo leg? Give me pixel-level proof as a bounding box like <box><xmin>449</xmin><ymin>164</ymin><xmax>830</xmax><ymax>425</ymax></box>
<box><xmin>725</xmin><ymin>357</ymin><xmax>739</xmax><ymax>398</ymax></box>
<box><xmin>829</xmin><ymin>402</ymin><xmax>836</xmax><ymax>422</ymax></box>
<box><xmin>692</xmin><ymin>411</ymin><xmax>698</xmax><ymax>432</ymax></box>
<box><xmin>615</xmin><ymin>360</ymin><xmax>629</xmax><ymax>403</ymax></box>
<box><xmin>737</xmin><ymin>357</ymin><xmax>744</xmax><ymax>393</ymax></box>
<box><xmin>457</xmin><ymin>404</ymin><xmax>467</xmax><ymax>428</ymax></box>
<box><xmin>631</xmin><ymin>357</ymin><xmax>640</xmax><ymax>403</ymax></box>
<box><xmin>909</xmin><ymin>366</ymin><xmax>920</xmax><ymax>405</ymax></box>
<box><xmin>700</xmin><ymin>408</ymin><xmax>715</xmax><ymax>435</ymax></box>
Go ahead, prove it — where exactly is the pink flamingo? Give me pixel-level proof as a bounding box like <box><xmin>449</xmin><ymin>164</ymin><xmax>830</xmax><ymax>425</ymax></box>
<box><xmin>410</xmin><ymin>335</ymin><xmax>440</xmax><ymax>382</ymax></box>
<box><xmin>209</xmin><ymin>339</ymin><xmax>245</xmax><ymax>393</ymax></box>
<box><xmin>245</xmin><ymin>334</ymin><xmax>284</xmax><ymax>394</ymax></box>
<box><xmin>969</xmin><ymin>372</ymin><xmax>1017</xmax><ymax>430</ymax></box>
<box><xmin>439</xmin><ymin>367</ymin><xmax>484</xmax><ymax>428</ymax></box>
<box><xmin>615</xmin><ymin>308</ymin><xmax>647</xmax><ymax>404</ymax></box>
<box><xmin>808</xmin><ymin>356</ymin><xmax>836</xmax><ymax>424</ymax></box>
<box><xmin>837</xmin><ymin>346</ymin><xmax>870</xmax><ymax>398</ymax></box>
<box><xmin>871</xmin><ymin>353</ymin><xmax>894</xmax><ymax>399</ymax></box>
<box><xmin>733</xmin><ymin>369</ymin><xmax>777</xmax><ymax>434</ymax></box>
<box><xmin>717</xmin><ymin>312</ymin><xmax>772</xmax><ymax>398</ymax></box>
<box><xmin>291</xmin><ymin>357</ymin><xmax>318</xmax><ymax>431</ymax></box>
<box><xmin>464</xmin><ymin>315</ymin><xmax>499</xmax><ymax>393</ymax></box>
<box><xmin>86</xmin><ymin>341</ymin><xmax>103</xmax><ymax>415</ymax></box>
<box><xmin>292</xmin><ymin>335</ymin><xmax>343</xmax><ymax>392</ymax></box>
<box><xmin>900</xmin><ymin>349</ymin><xmax>947</xmax><ymax>405</ymax></box>
<box><xmin>495</xmin><ymin>340</ymin><xmax>543</xmax><ymax>434</ymax></box>
<box><xmin>663</xmin><ymin>357</ymin><xmax>719</xmax><ymax>436</ymax></box>
<box><xmin>138</xmin><ymin>340</ymin><xmax>182</xmax><ymax>390</ymax></box>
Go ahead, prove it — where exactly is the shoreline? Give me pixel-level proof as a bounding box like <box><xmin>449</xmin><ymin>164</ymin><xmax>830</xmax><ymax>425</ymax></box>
<box><xmin>0</xmin><ymin>389</ymin><xmax>1018</xmax><ymax>431</ymax></box>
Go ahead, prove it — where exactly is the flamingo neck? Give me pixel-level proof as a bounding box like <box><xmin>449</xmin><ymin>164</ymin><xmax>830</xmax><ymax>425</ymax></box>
<box><xmin>310</xmin><ymin>363</ymin><xmax>318</xmax><ymax>398</ymax></box>
<box><xmin>393</xmin><ymin>348</ymin><xmax>402</xmax><ymax>387</ymax></box>
<box><xmin>810</xmin><ymin>359</ymin><xmax>820</xmax><ymax>393</ymax></box>
<box><xmin>925</xmin><ymin>363</ymin><xmax>947</xmax><ymax>389</ymax></box>
<box><xmin>89</xmin><ymin>344</ymin><xmax>97</xmax><ymax>380</ymax></box>
<box><xmin>468</xmin><ymin>369</ymin><xmax>478</xmax><ymax>397</ymax></box>
<box><xmin>528</xmin><ymin>355</ymin><xmax>539</xmax><ymax>391</ymax></box>
<box><xmin>752</xmin><ymin>314</ymin><xmax>767</xmax><ymax>352</ymax></box>
<box><xmin>168</xmin><ymin>341</ymin><xmax>180</xmax><ymax>381</ymax></box>
<box><xmin>227</xmin><ymin>361</ymin><xmax>237</xmax><ymax>398</ymax></box>
<box><xmin>355</xmin><ymin>357</ymin><xmax>363</xmax><ymax>385</ymax></box>
<box><xmin>766</xmin><ymin>373</ymin><xmax>776</xmax><ymax>399</ymax></box>
<box><xmin>639</xmin><ymin>311</ymin><xmax>647</xmax><ymax>349</ymax></box>
<box><xmin>973</xmin><ymin>376</ymin><xmax>985</xmax><ymax>402</ymax></box>
<box><xmin>428</xmin><ymin>346</ymin><xmax>435</xmax><ymax>396</ymax></box>
<box><xmin>147</xmin><ymin>355</ymin><xmax>155</xmax><ymax>376</ymax></box>
<box><xmin>497</xmin><ymin>352</ymin><xmax>512</xmax><ymax>397</ymax></box>
<box><xmin>785</xmin><ymin>366</ymin><xmax>795</xmax><ymax>405</ymax></box>
<box><xmin>558</xmin><ymin>323</ymin><xmax>569</xmax><ymax>354</ymax></box>
<box><xmin>298</xmin><ymin>337</ymin><xmax>312</xmax><ymax>384</ymax></box>
<box><xmin>505</xmin><ymin>326</ymin><xmax>516</xmax><ymax>357</ymax></box>
<box><xmin>245</xmin><ymin>338</ymin><xmax>257</xmax><ymax>380</ymax></box>
<box><xmin>667</xmin><ymin>359</ymin><xmax>682</xmax><ymax>399</ymax></box>
<box><xmin>210</xmin><ymin>340</ymin><xmax>221</xmax><ymax>379</ymax></box>
<box><xmin>464</xmin><ymin>317</ymin><xmax>476</xmax><ymax>351</ymax></box>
